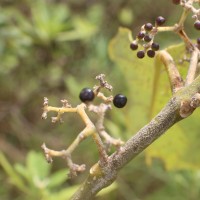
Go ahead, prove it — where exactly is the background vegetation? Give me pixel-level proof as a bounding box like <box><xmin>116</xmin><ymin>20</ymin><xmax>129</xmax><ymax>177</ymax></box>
<box><xmin>0</xmin><ymin>0</ymin><xmax>200</xmax><ymax>199</ymax></box>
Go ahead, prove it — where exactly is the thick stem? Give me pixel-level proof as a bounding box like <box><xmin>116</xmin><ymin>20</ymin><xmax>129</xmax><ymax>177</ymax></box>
<box><xmin>185</xmin><ymin>48</ymin><xmax>199</xmax><ymax>85</ymax></box>
<box><xmin>157</xmin><ymin>50</ymin><xmax>184</xmax><ymax>93</ymax></box>
<box><xmin>71</xmin><ymin>75</ymin><xmax>200</xmax><ymax>200</ymax></box>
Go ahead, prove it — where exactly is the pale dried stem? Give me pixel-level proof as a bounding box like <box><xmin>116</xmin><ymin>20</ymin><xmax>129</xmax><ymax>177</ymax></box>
<box><xmin>185</xmin><ymin>48</ymin><xmax>199</xmax><ymax>85</ymax></box>
<box><xmin>158</xmin><ymin>50</ymin><xmax>184</xmax><ymax>93</ymax></box>
<box><xmin>89</xmin><ymin>104</ymin><xmax>124</xmax><ymax>150</ymax></box>
<box><xmin>41</xmin><ymin>99</ymin><xmax>108</xmax><ymax>176</ymax></box>
<box><xmin>96</xmin><ymin>92</ymin><xmax>113</xmax><ymax>103</ymax></box>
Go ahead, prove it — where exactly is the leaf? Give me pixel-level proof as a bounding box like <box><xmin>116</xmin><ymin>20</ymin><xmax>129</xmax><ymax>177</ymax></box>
<box><xmin>0</xmin><ymin>152</ymin><xmax>28</xmax><ymax>192</ymax></box>
<box><xmin>108</xmin><ymin>27</ymin><xmax>200</xmax><ymax>170</ymax></box>
<box><xmin>97</xmin><ymin>182</ymin><xmax>118</xmax><ymax>197</ymax></box>
<box><xmin>47</xmin><ymin>169</ymin><xmax>69</xmax><ymax>189</ymax></box>
<box><xmin>109</xmin><ymin>27</ymin><xmax>155</xmax><ymax>134</ymax></box>
<box><xmin>46</xmin><ymin>186</ymin><xmax>79</xmax><ymax>200</ymax></box>
<box><xmin>26</xmin><ymin>151</ymin><xmax>51</xmax><ymax>181</ymax></box>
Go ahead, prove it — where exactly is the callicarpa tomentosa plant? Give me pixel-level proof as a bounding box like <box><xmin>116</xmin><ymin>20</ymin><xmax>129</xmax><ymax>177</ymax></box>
<box><xmin>41</xmin><ymin>0</ymin><xmax>200</xmax><ymax>199</ymax></box>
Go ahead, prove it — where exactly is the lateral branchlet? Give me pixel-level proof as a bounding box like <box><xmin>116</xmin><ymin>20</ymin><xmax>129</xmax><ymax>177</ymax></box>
<box><xmin>41</xmin><ymin>75</ymin><xmax>124</xmax><ymax>178</ymax></box>
<box><xmin>190</xmin><ymin>93</ymin><xmax>200</xmax><ymax>108</ymax></box>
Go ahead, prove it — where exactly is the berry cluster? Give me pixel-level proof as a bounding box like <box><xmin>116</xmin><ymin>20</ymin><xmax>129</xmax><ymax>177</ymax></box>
<box><xmin>79</xmin><ymin>88</ymin><xmax>127</xmax><ymax>108</ymax></box>
<box><xmin>130</xmin><ymin>16</ymin><xmax>165</xmax><ymax>59</ymax></box>
<box><xmin>171</xmin><ymin>0</ymin><xmax>200</xmax><ymax>31</ymax></box>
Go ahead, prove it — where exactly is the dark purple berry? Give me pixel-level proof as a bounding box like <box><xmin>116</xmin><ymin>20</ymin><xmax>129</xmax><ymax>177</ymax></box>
<box><xmin>137</xmin><ymin>32</ymin><xmax>145</xmax><ymax>39</ymax></box>
<box><xmin>137</xmin><ymin>50</ymin><xmax>145</xmax><ymax>59</ymax></box>
<box><xmin>197</xmin><ymin>38</ymin><xmax>200</xmax><ymax>44</ymax></box>
<box><xmin>151</xmin><ymin>42</ymin><xmax>160</xmax><ymax>51</ymax></box>
<box><xmin>144</xmin><ymin>23</ymin><xmax>153</xmax><ymax>31</ymax></box>
<box><xmin>172</xmin><ymin>0</ymin><xmax>180</xmax><ymax>5</ymax></box>
<box><xmin>156</xmin><ymin>16</ymin><xmax>166</xmax><ymax>26</ymax></box>
<box><xmin>79</xmin><ymin>88</ymin><xmax>95</xmax><ymax>102</ymax></box>
<box><xmin>194</xmin><ymin>21</ymin><xmax>200</xmax><ymax>30</ymax></box>
<box><xmin>113</xmin><ymin>94</ymin><xmax>127</xmax><ymax>108</ymax></box>
<box><xmin>130</xmin><ymin>42</ymin><xmax>138</xmax><ymax>50</ymax></box>
<box><xmin>147</xmin><ymin>49</ymin><xmax>155</xmax><ymax>58</ymax></box>
<box><xmin>144</xmin><ymin>34</ymin><xmax>152</xmax><ymax>42</ymax></box>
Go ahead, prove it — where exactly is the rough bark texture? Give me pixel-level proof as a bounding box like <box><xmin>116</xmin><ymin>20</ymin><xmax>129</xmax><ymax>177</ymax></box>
<box><xmin>71</xmin><ymin>75</ymin><xmax>200</xmax><ymax>200</ymax></box>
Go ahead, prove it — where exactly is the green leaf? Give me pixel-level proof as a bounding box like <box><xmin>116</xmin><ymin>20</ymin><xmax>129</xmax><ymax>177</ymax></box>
<box><xmin>97</xmin><ymin>182</ymin><xmax>118</xmax><ymax>197</ymax></box>
<box><xmin>0</xmin><ymin>152</ymin><xmax>28</xmax><ymax>192</ymax></box>
<box><xmin>14</xmin><ymin>163</ymin><xmax>29</xmax><ymax>181</ymax></box>
<box><xmin>26</xmin><ymin>151</ymin><xmax>51</xmax><ymax>181</ymax></box>
<box><xmin>47</xmin><ymin>186</ymin><xmax>79</xmax><ymax>200</ymax></box>
<box><xmin>47</xmin><ymin>169</ymin><xmax>69</xmax><ymax>189</ymax></box>
<box><xmin>108</xmin><ymin>27</ymin><xmax>200</xmax><ymax>170</ymax></box>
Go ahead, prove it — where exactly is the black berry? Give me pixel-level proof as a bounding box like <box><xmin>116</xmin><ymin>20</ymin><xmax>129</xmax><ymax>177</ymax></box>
<box><xmin>144</xmin><ymin>23</ymin><xmax>153</xmax><ymax>31</ymax></box>
<box><xmin>137</xmin><ymin>31</ymin><xmax>145</xmax><ymax>39</ymax></box>
<box><xmin>194</xmin><ymin>21</ymin><xmax>200</xmax><ymax>30</ymax></box>
<box><xmin>151</xmin><ymin>42</ymin><xmax>160</xmax><ymax>51</ymax></box>
<box><xmin>156</xmin><ymin>16</ymin><xmax>166</xmax><ymax>26</ymax></box>
<box><xmin>144</xmin><ymin>34</ymin><xmax>152</xmax><ymax>42</ymax></box>
<box><xmin>147</xmin><ymin>49</ymin><xmax>155</xmax><ymax>58</ymax></box>
<box><xmin>137</xmin><ymin>50</ymin><xmax>145</xmax><ymax>59</ymax></box>
<box><xmin>79</xmin><ymin>88</ymin><xmax>95</xmax><ymax>102</ymax></box>
<box><xmin>197</xmin><ymin>38</ymin><xmax>200</xmax><ymax>44</ymax></box>
<box><xmin>130</xmin><ymin>42</ymin><xmax>138</xmax><ymax>50</ymax></box>
<box><xmin>113</xmin><ymin>94</ymin><xmax>127</xmax><ymax>108</ymax></box>
<box><xmin>172</xmin><ymin>0</ymin><xmax>180</xmax><ymax>5</ymax></box>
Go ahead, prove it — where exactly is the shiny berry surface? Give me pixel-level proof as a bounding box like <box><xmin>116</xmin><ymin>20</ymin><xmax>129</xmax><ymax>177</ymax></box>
<box><xmin>144</xmin><ymin>23</ymin><xmax>153</xmax><ymax>31</ymax></box>
<box><xmin>144</xmin><ymin>35</ymin><xmax>152</xmax><ymax>42</ymax></box>
<box><xmin>194</xmin><ymin>21</ymin><xmax>200</xmax><ymax>30</ymax></box>
<box><xmin>130</xmin><ymin>42</ymin><xmax>138</xmax><ymax>50</ymax></box>
<box><xmin>137</xmin><ymin>50</ymin><xmax>145</xmax><ymax>59</ymax></box>
<box><xmin>113</xmin><ymin>94</ymin><xmax>127</xmax><ymax>108</ymax></box>
<box><xmin>197</xmin><ymin>38</ymin><xmax>200</xmax><ymax>44</ymax></box>
<box><xmin>79</xmin><ymin>88</ymin><xmax>95</xmax><ymax>102</ymax></box>
<box><xmin>156</xmin><ymin>16</ymin><xmax>166</xmax><ymax>26</ymax></box>
<box><xmin>151</xmin><ymin>42</ymin><xmax>160</xmax><ymax>51</ymax></box>
<box><xmin>147</xmin><ymin>49</ymin><xmax>155</xmax><ymax>58</ymax></box>
<box><xmin>137</xmin><ymin>32</ymin><xmax>145</xmax><ymax>39</ymax></box>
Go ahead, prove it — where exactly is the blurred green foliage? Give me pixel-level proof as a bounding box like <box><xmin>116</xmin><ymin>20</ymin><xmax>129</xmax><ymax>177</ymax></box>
<box><xmin>0</xmin><ymin>0</ymin><xmax>200</xmax><ymax>199</ymax></box>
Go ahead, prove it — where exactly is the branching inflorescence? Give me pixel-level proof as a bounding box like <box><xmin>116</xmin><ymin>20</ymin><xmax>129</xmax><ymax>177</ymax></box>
<box><xmin>130</xmin><ymin>0</ymin><xmax>200</xmax><ymax>117</ymax></box>
<box><xmin>130</xmin><ymin>0</ymin><xmax>200</xmax><ymax>59</ymax></box>
<box><xmin>41</xmin><ymin>74</ymin><xmax>126</xmax><ymax>177</ymax></box>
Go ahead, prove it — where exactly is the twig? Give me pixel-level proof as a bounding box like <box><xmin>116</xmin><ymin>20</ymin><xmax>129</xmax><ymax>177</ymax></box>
<box><xmin>185</xmin><ymin>47</ymin><xmax>199</xmax><ymax>85</ymax></box>
<box><xmin>89</xmin><ymin>103</ymin><xmax>124</xmax><ymax>151</ymax></box>
<box><xmin>41</xmin><ymin>99</ymin><xmax>108</xmax><ymax>177</ymax></box>
<box><xmin>156</xmin><ymin>50</ymin><xmax>184</xmax><ymax>93</ymax></box>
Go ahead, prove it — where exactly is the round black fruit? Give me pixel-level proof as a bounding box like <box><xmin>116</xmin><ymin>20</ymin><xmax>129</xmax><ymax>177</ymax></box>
<box><xmin>113</xmin><ymin>94</ymin><xmax>127</xmax><ymax>108</ymax></box>
<box><xmin>194</xmin><ymin>21</ymin><xmax>200</xmax><ymax>30</ymax></box>
<box><xmin>137</xmin><ymin>50</ymin><xmax>145</xmax><ymax>59</ymax></box>
<box><xmin>79</xmin><ymin>88</ymin><xmax>95</xmax><ymax>102</ymax></box>
<box><xmin>156</xmin><ymin>16</ymin><xmax>166</xmax><ymax>26</ymax></box>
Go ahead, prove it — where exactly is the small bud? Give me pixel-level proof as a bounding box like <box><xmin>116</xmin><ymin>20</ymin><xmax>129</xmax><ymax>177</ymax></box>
<box><xmin>41</xmin><ymin>111</ymin><xmax>48</xmax><ymax>119</ymax></box>
<box><xmin>51</xmin><ymin>117</ymin><xmax>58</xmax><ymax>123</ymax></box>
<box><xmin>43</xmin><ymin>97</ymin><xmax>49</xmax><ymax>106</ymax></box>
